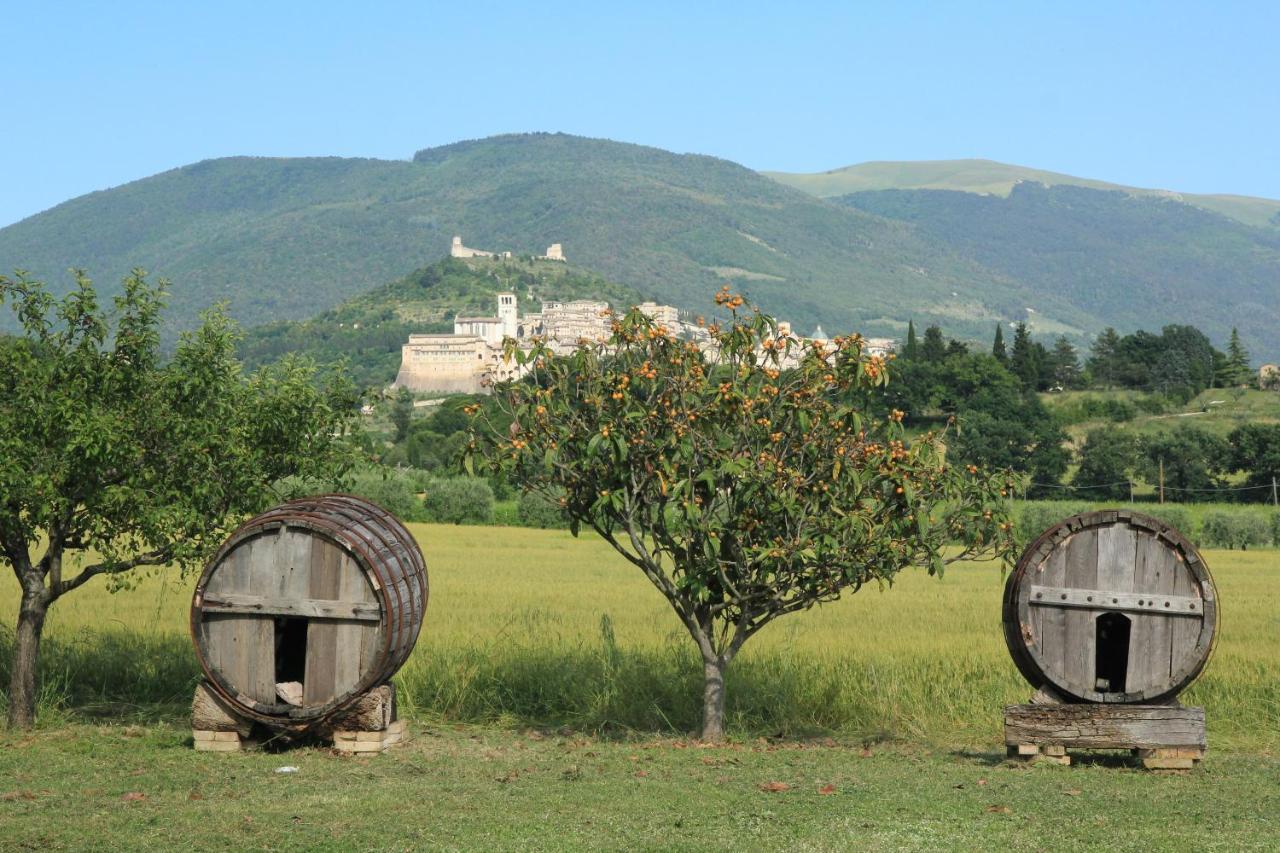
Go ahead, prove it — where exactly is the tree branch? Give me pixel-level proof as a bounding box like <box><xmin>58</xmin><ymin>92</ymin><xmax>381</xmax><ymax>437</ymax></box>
<box><xmin>53</xmin><ymin>549</ymin><xmax>171</xmax><ymax>599</ymax></box>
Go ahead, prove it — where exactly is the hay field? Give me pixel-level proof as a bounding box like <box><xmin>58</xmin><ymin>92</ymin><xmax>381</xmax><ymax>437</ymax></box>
<box><xmin>3</xmin><ymin>524</ymin><xmax>1278</xmax><ymax>748</ymax></box>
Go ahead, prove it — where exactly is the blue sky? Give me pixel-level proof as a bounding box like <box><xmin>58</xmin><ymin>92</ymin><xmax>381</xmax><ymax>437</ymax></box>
<box><xmin>3</xmin><ymin>1</ymin><xmax>1277</xmax><ymax>227</ymax></box>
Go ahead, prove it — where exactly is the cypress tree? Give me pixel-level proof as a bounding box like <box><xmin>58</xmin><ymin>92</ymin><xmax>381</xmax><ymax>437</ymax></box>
<box><xmin>1226</xmin><ymin>328</ymin><xmax>1251</xmax><ymax>386</ymax></box>
<box><xmin>904</xmin><ymin>320</ymin><xmax>919</xmax><ymax>359</ymax></box>
<box><xmin>1051</xmin><ymin>336</ymin><xmax>1081</xmax><ymax>389</ymax></box>
<box><xmin>1088</xmin><ymin>328</ymin><xmax>1122</xmax><ymax>388</ymax></box>
<box><xmin>1010</xmin><ymin>323</ymin><xmax>1039</xmax><ymax>391</ymax></box>
<box><xmin>992</xmin><ymin>324</ymin><xmax>1007</xmax><ymax>363</ymax></box>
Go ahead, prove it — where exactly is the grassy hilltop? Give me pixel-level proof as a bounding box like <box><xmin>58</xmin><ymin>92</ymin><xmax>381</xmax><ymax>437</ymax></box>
<box><xmin>5</xmin><ymin>133</ymin><xmax>1280</xmax><ymax>355</ymax></box>
<box><xmin>766</xmin><ymin>158</ymin><xmax>1280</xmax><ymax>228</ymax></box>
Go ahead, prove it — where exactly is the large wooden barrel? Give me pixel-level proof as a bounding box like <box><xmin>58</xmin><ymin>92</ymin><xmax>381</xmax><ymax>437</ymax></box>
<box><xmin>1002</xmin><ymin>510</ymin><xmax>1217</xmax><ymax>704</ymax></box>
<box><xmin>190</xmin><ymin>495</ymin><xmax>427</xmax><ymax>727</ymax></box>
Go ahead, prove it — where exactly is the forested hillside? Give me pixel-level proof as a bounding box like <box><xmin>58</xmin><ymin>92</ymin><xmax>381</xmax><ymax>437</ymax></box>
<box><xmin>1</xmin><ymin>134</ymin><xmax>1025</xmax><ymax>341</ymax></box>
<box><xmin>837</xmin><ymin>184</ymin><xmax>1280</xmax><ymax>355</ymax></box>
<box><xmin>2</xmin><ymin>133</ymin><xmax>1278</xmax><ymax>354</ymax></box>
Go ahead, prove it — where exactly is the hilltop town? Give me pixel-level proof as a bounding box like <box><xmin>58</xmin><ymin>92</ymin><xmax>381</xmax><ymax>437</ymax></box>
<box><xmin>394</xmin><ymin>238</ymin><xmax>895</xmax><ymax>394</ymax></box>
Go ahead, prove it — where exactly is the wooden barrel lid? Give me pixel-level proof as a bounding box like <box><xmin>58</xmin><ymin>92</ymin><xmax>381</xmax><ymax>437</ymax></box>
<box><xmin>1002</xmin><ymin>510</ymin><xmax>1217</xmax><ymax>704</ymax></box>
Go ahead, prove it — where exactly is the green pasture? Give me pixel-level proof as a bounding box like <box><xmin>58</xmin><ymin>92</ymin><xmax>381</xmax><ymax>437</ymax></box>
<box><xmin>1048</xmin><ymin>387</ymin><xmax>1280</xmax><ymax>446</ymax></box>
<box><xmin>3</xmin><ymin>522</ymin><xmax>1278</xmax><ymax>750</ymax></box>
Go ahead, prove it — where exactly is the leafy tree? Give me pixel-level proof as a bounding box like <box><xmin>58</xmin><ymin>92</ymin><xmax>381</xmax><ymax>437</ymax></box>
<box><xmin>427</xmin><ymin>404</ymin><xmax>471</xmax><ymax>435</ymax></box>
<box><xmin>920</xmin><ymin>324</ymin><xmax>947</xmax><ymax>362</ymax></box>
<box><xmin>950</xmin><ymin>410</ymin><xmax>1069</xmax><ymax>496</ymax></box>
<box><xmin>466</xmin><ymin>292</ymin><xmax>1015</xmax><ymax>741</ymax></box>
<box><xmin>937</xmin><ymin>352</ymin><xmax>1068</xmax><ymax>493</ymax></box>
<box><xmin>1070</xmin><ymin>429</ymin><xmax>1138</xmax><ymax>500</ymax></box>
<box><xmin>991</xmin><ymin>324</ymin><xmax>1007</xmax><ymax>363</ymax></box>
<box><xmin>1139</xmin><ymin>427</ymin><xmax>1230</xmax><ymax>499</ymax></box>
<box><xmin>1050</xmin><ymin>336</ymin><xmax>1082</xmax><ymax>390</ymax></box>
<box><xmin>1097</xmin><ymin>325</ymin><xmax>1217</xmax><ymax>400</ymax></box>
<box><xmin>391</xmin><ymin>388</ymin><xmax>414</xmax><ymax>442</ymax></box>
<box><xmin>1226</xmin><ymin>423</ymin><xmax>1280</xmax><ymax>501</ymax></box>
<box><xmin>345</xmin><ymin>467</ymin><xmax>428</xmax><ymax>522</ymax></box>
<box><xmin>0</xmin><ymin>271</ymin><xmax>355</xmax><ymax>727</ymax></box>
<box><xmin>904</xmin><ymin>320</ymin><xmax>919</xmax><ymax>360</ymax></box>
<box><xmin>1149</xmin><ymin>325</ymin><xmax>1216</xmax><ymax>399</ymax></box>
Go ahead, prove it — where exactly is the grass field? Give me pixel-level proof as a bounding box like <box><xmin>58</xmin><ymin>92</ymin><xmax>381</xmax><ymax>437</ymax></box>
<box><xmin>3</xmin><ymin>523</ymin><xmax>1278</xmax><ymax>748</ymax></box>
<box><xmin>2</xmin><ymin>523</ymin><xmax>1280</xmax><ymax>849</ymax></box>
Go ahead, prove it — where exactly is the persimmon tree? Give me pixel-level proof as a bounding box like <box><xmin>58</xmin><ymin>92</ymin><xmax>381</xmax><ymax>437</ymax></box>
<box><xmin>0</xmin><ymin>271</ymin><xmax>356</xmax><ymax>728</ymax></box>
<box><xmin>466</xmin><ymin>290</ymin><xmax>1016</xmax><ymax>741</ymax></box>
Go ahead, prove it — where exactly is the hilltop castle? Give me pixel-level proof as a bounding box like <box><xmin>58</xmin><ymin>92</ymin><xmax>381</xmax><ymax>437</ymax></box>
<box><xmin>450</xmin><ymin>235</ymin><xmax>564</xmax><ymax>262</ymax></box>
<box><xmin>394</xmin><ymin>291</ymin><xmax>700</xmax><ymax>394</ymax></box>
<box><xmin>394</xmin><ymin>238</ymin><xmax>893</xmax><ymax>394</ymax></box>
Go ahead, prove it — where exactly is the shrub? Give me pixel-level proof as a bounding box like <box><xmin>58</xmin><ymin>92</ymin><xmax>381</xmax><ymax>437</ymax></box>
<box><xmin>1200</xmin><ymin>511</ymin><xmax>1232</xmax><ymax>548</ymax></box>
<box><xmin>346</xmin><ymin>469</ymin><xmax>427</xmax><ymax>523</ymax></box>
<box><xmin>1134</xmin><ymin>394</ymin><xmax>1171</xmax><ymax>415</ymax></box>
<box><xmin>1015</xmin><ymin>502</ymin><xmax>1090</xmax><ymax>550</ymax></box>
<box><xmin>423</xmin><ymin>476</ymin><xmax>494</xmax><ymax>525</ymax></box>
<box><xmin>492</xmin><ymin>500</ymin><xmax>520</xmax><ymax>527</ymax></box>
<box><xmin>1200</xmin><ymin>510</ymin><xmax>1269</xmax><ymax>550</ymax></box>
<box><xmin>1235</xmin><ymin>514</ymin><xmax>1270</xmax><ymax>550</ymax></box>
<box><xmin>1271</xmin><ymin>512</ymin><xmax>1280</xmax><ymax>548</ymax></box>
<box><xmin>518</xmin><ymin>490</ymin><xmax>569</xmax><ymax>529</ymax></box>
<box><xmin>1143</xmin><ymin>506</ymin><xmax>1194</xmax><ymax>540</ymax></box>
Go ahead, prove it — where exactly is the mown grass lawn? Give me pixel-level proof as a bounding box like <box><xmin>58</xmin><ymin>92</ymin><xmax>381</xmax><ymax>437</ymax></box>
<box><xmin>2</xmin><ymin>721</ymin><xmax>1279</xmax><ymax>851</ymax></box>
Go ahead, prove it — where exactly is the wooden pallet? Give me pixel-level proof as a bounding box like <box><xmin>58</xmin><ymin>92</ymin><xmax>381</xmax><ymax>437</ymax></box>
<box><xmin>1004</xmin><ymin>702</ymin><xmax>1206</xmax><ymax>770</ymax></box>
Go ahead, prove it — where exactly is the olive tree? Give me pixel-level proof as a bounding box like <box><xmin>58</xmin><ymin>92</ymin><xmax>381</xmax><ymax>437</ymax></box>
<box><xmin>0</xmin><ymin>271</ymin><xmax>356</xmax><ymax>728</ymax></box>
<box><xmin>466</xmin><ymin>291</ymin><xmax>1016</xmax><ymax>741</ymax></box>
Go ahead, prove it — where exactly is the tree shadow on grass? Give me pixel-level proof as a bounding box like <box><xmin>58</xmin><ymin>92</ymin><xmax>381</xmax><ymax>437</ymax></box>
<box><xmin>4</xmin><ymin>624</ymin><xmax>971</xmax><ymax>748</ymax></box>
<box><xmin>950</xmin><ymin>748</ymin><xmax>1147</xmax><ymax>770</ymax></box>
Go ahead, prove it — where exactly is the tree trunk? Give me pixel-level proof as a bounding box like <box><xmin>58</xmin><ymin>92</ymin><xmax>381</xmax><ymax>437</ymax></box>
<box><xmin>700</xmin><ymin>656</ymin><xmax>728</xmax><ymax>743</ymax></box>
<box><xmin>7</xmin><ymin>588</ymin><xmax>49</xmax><ymax>729</ymax></box>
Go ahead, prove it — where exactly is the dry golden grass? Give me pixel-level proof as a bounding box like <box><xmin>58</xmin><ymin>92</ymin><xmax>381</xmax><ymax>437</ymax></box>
<box><xmin>3</xmin><ymin>523</ymin><xmax>1277</xmax><ymax>747</ymax></box>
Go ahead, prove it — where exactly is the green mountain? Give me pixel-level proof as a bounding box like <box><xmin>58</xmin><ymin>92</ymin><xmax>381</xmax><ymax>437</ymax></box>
<box><xmin>2</xmin><ymin>134</ymin><xmax>1278</xmax><ymax>356</ymax></box>
<box><xmin>238</xmin><ymin>254</ymin><xmax>643</xmax><ymax>388</ymax></box>
<box><xmin>835</xmin><ymin>183</ymin><xmax>1280</xmax><ymax>354</ymax></box>
<box><xmin>765</xmin><ymin>158</ymin><xmax>1280</xmax><ymax>229</ymax></box>
<box><xmin>0</xmin><ymin>133</ymin><xmax>1066</xmax><ymax>344</ymax></box>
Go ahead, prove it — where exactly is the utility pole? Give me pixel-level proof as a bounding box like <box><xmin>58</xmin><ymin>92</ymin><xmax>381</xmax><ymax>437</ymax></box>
<box><xmin>1272</xmin><ymin>475</ymin><xmax>1278</xmax><ymax>507</ymax></box>
<box><xmin>1159</xmin><ymin>458</ymin><xmax>1165</xmax><ymax>505</ymax></box>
